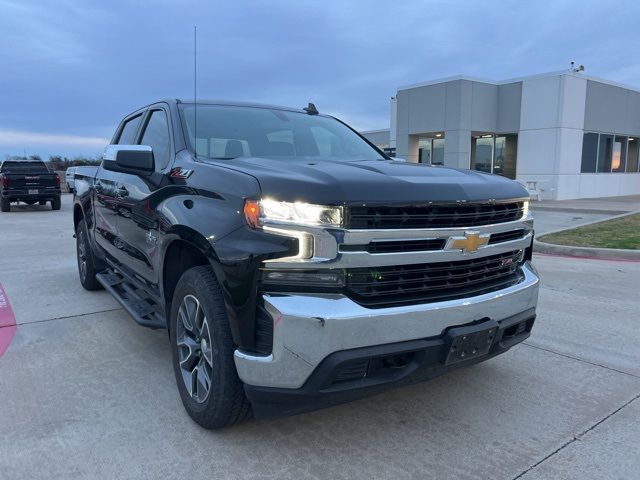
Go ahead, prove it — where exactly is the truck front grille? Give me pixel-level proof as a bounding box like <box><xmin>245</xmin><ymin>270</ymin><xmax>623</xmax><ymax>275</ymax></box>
<box><xmin>488</xmin><ymin>229</ymin><xmax>526</xmax><ymax>244</ymax></box>
<box><xmin>345</xmin><ymin>250</ymin><xmax>523</xmax><ymax>308</ymax></box>
<box><xmin>340</xmin><ymin>238</ymin><xmax>447</xmax><ymax>254</ymax></box>
<box><xmin>347</xmin><ymin>202</ymin><xmax>525</xmax><ymax>229</ymax></box>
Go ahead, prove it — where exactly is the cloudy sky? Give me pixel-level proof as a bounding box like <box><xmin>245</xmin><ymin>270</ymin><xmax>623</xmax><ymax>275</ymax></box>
<box><xmin>1</xmin><ymin>0</ymin><xmax>639</xmax><ymax>158</ymax></box>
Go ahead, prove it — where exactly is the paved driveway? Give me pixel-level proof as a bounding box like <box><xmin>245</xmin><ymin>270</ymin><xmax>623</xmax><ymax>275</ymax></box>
<box><xmin>530</xmin><ymin>208</ymin><xmax>612</xmax><ymax>235</ymax></box>
<box><xmin>1</xmin><ymin>194</ymin><xmax>639</xmax><ymax>479</ymax></box>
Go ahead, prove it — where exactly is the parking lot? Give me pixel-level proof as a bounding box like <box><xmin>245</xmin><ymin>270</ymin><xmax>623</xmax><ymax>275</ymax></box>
<box><xmin>1</xmin><ymin>194</ymin><xmax>639</xmax><ymax>479</ymax></box>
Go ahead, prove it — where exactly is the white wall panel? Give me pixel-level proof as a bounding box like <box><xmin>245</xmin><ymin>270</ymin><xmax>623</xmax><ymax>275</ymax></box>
<box><xmin>556</xmin><ymin>128</ymin><xmax>584</xmax><ymax>174</ymax></box>
<box><xmin>560</xmin><ymin>75</ymin><xmax>587</xmax><ymax>129</ymax></box>
<box><xmin>516</xmin><ymin>129</ymin><xmax>558</xmax><ymax>175</ymax></box>
<box><xmin>578</xmin><ymin>174</ymin><xmax>598</xmax><ymax>198</ymax></box>
<box><xmin>520</xmin><ymin>76</ymin><xmax>562</xmax><ymax>130</ymax></box>
<box><xmin>555</xmin><ymin>174</ymin><xmax>580</xmax><ymax>200</ymax></box>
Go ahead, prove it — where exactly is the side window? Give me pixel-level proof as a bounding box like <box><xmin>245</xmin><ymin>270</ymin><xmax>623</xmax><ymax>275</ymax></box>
<box><xmin>116</xmin><ymin>115</ymin><xmax>142</xmax><ymax>145</ymax></box>
<box><xmin>140</xmin><ymin>110</ymin><xmax>171</xmax><ymax>169</ymax></box>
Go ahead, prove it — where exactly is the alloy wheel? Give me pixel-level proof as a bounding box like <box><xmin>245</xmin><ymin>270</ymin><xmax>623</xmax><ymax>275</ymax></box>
<box><xmin>176</xmin><ymin>294</ymin><xmax>214</xmax><ymax>403</ymax></box>
<box><xmin>77</xmin><ymin>230</ymin><xmax>88</xmax><ymax>281</ymax></box>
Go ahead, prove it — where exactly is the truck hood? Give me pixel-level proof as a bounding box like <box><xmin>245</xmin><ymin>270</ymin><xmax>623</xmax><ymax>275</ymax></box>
<box><xmin>212</xmin><ymin>157</ymin><xmax>529</xmax><ymax>204</ymax></box>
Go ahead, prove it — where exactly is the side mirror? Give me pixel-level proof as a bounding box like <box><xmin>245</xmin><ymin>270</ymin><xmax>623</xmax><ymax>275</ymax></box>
<box><xmin>103</xmin><ymin>145</ymin><xmax>154</xmax><ymax>174</ymax></box>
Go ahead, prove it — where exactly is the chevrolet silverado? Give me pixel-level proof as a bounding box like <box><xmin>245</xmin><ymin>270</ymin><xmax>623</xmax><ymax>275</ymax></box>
<box><xmin>73</xmin><ymin>99</ymin><xmax>539</xmax><ymax>429</ymax></box>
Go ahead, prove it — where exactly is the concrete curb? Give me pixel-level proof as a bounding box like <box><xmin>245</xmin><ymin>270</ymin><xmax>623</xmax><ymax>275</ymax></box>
<box><xmin>534</xmin><ymin>240</ymin><xmax>640</xmax><ymax>260</ymax></box>
<box><xmin>534</xmin><ymin>210</ymin><xmax>640</xmax><ymax>261</ymax></box>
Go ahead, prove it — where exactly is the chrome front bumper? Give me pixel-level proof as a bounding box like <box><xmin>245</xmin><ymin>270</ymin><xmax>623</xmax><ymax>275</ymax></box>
<box><xmin>234</xmin><ymin>261</ymin><xmax>540</xmax><ymax>389</ymax></box>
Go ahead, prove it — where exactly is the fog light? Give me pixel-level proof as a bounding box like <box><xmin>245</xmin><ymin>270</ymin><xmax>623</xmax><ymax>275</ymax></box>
<box><xmin>262</xmin><ymin>269</ymin><xmax>344</xmax><ymax>288</ymax></box>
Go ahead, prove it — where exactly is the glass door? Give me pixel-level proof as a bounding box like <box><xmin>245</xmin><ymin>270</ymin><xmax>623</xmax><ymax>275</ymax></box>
<box><xmin>471</xmin><ymin>136</ymin><xmax>493</xmax><ymax>173</ymax></box>
<box><xmin>471</xmin><ymin>134</ymin><xmax>517</xmax><ymax>179</ymax></box>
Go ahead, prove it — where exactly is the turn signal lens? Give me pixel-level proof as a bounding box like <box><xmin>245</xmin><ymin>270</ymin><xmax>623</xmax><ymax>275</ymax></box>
<box><xmin>0</xmin><ymin>175</ymin><xmax>8</xmax><ymax>188</ymax></box>
<box><xmin>55</xmin><ymin>173</ymin><xmax>61</xmax><ymax>187</ymax></box>
<box><xmin>244</xmin><ymin>199</ymin><xmax>261</xmax><ymax>229</ymax></box>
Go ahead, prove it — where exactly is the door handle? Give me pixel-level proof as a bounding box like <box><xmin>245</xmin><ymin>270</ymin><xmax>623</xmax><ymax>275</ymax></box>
<box><xmin>116</xmin><ymin>186</ymin><xmax>128</xmax><ymax>198</ymax></box>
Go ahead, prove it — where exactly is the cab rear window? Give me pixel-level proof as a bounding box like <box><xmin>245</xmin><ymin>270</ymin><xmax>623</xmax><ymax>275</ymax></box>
<box><xmin>0</xmin><ymin>161</ymin><xmax>50</xmax><ymax>174</ymax></box>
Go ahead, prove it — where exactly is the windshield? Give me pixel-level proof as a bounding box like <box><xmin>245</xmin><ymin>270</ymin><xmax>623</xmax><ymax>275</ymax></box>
<box><xmin>0</xmin><ymin>161</ymin><xmax>49</xmax><ymax>174</ymax></box>
<box><xmin>180</xmin><ymin>104</ymin><xmax>385</xmax><ymax>162</ymax></box>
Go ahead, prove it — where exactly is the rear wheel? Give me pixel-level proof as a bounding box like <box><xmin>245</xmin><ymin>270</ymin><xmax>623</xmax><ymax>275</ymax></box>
<box><xmin>76</xmin><ymin>218</ymin><xmax>103</xmax><ymax>291</ymax></box>
<box><xmin>51</xmin><ymin>196</ymin><xmax>61</xmax><ymax>210</ymax></box>
<box><xmin>170</xmin><ymin>266</ymin><xmax>251</xmax><ymax>429</ymax></box>
<box><xmin>1</xmin><ymin>198</ymin><xmax>9</xmax><ymax>212</ymax></box>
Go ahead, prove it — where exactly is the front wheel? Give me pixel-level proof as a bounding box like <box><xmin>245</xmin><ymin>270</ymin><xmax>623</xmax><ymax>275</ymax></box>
<box><xmin>51</xmin><ymin>196</ymin><xmax>61</xmax><ymax>210</ymax></box>
<box><xmin>170</xmin><ymin>266</ymin><xmax>251</xmax><ymax>429</ymax></box>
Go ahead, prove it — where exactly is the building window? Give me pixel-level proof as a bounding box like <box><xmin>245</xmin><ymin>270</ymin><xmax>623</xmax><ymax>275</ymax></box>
<box><xmin>495</xmin><ymin>135</ymin><xmax>517</xmax><ymax>179</ymax></box>
<box><xmin>418</xmin><ymin>139</ymin><xmax>431</xmax><ymax>164</ymax></box>
<box><xmin>597</xmin><ymin>134</ymin><xmax>613</xmax><ymax>172</ymax></box>
<box><xmin>612</xmin><ymin>136</ymin><xmax>628</xmax><ymax>172</ymax></box>
<box><xmin>418</xmin><ymin>136</ymin><xmax>444</xmax><ymax>165</ymax></box>
<box><xmin>627</xmin><ymin>138</ymin><xmax>639</xmax><ymax>172</ymax></box>
<box><xmin>471</xmin><ymin>136</ymin><xmax>493</xmax><ymax>173</ymax></box>
<box><xmin>470</xmin><ymin>134</ymin><xmax>517</xmax><ymax>179</ymax></box>
<box><xmin>383</xmin><ymin>147</ymin><xmax>396</xmax><ymax>157</ymax></box>
<box><xmin>432</xmin><ymin>138</ymin><xmax>444</xmax><ymax>165</ymax></box>
<box><xmin>580</xmin><ymin>132</ymin><xmax>599</xmax><ymax>173</ymax></box>
<box><xmin>582</xmin><ymin>132</ymin><xmax>640</xmax><ymax>173</ymax></box>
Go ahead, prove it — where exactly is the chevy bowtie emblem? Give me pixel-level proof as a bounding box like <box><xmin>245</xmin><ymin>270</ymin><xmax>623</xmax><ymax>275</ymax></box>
<box><xmin>447</xmin><ymin>231</ymin><xmax>490</xmax><ymax>254</ymax></box>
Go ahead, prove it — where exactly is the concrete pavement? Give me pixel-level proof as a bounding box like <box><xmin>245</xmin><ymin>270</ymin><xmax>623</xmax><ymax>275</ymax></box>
<box><xmin>529</xmin><ymin>193</ymin><xmax>640</xmax><ymax>234</ymax></box>
<box><xmin>1</xmin><ymin>194</ymin><xmax>639</xmax><ymax>479</ymax></box>
<box><xmin>531</xmin><ymin>194</ymin><xmax>640</xmax><ymax>214</ymax></box>
<box><xmin>530</xmin><ymin>209</ymin><xmax>611</xmax><ymax>235</ymax></box>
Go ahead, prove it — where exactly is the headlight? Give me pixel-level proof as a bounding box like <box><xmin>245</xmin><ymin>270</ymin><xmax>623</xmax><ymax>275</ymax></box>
<box><xmin>244</xmin><ymin>199</ymin><xmax>343</xmax><ymax>228</ymax></box>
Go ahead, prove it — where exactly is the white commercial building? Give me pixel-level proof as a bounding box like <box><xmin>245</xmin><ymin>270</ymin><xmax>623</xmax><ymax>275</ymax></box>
<box><xmin>362</xmin><ymin>70</ymin><xmax>640</xmax><ymax>200</ymax></box>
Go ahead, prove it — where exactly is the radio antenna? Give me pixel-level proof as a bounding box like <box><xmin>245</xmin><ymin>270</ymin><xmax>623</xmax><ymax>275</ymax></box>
<box><xmin>193</xmin><ymin>25</ymin><xmax>198</xmax><ymax>157</ymax></box>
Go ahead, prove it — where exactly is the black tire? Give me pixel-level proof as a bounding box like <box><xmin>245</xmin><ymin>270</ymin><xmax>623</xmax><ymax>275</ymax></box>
<box><xmin>76</xmin><ymin>218</ymin><xmax>103</xmax><ymax>291</ymax></box>
<box><xmin>1</xmin><ymin>198</ymin><xmax>9</xmax><ymax>212</ymax></box>
<box><xmin>170</xmin><ymin>266</ymin><xmax>252</xmax><ymax>429</ymax></box>
<box><xmin>51</xmin><ymin>196</ymin><xmax>61</xmax><ymax>210</ymax></box>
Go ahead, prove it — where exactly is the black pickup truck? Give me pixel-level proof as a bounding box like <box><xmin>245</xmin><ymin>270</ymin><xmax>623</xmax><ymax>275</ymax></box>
<box><xmin>73</xmin><ymin>99</ymin><xmax>539</xmax><ymax>428</ymax></box>
<box><xmin>0</xmin><ymin>159</ymin><xmax>62</xmax><ymax>212</ymax></box>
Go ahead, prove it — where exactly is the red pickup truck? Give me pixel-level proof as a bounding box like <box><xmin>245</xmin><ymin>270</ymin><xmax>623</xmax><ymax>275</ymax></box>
<box><xmin>0</xmin><ymin>159</ymin><xmax>61</xmax><ymax>212</ymax></box>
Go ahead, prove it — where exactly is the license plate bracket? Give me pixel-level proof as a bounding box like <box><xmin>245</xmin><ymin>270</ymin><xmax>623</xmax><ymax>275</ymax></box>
<box><xmin>444</xmin><ymin>319</ymin><xmax>499</xmax><ymax>366</ymax></box>
<box><xmin>28</xmin><ymin>189</ymin><xmax>38</xmax><ymax>195</ymax></box>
